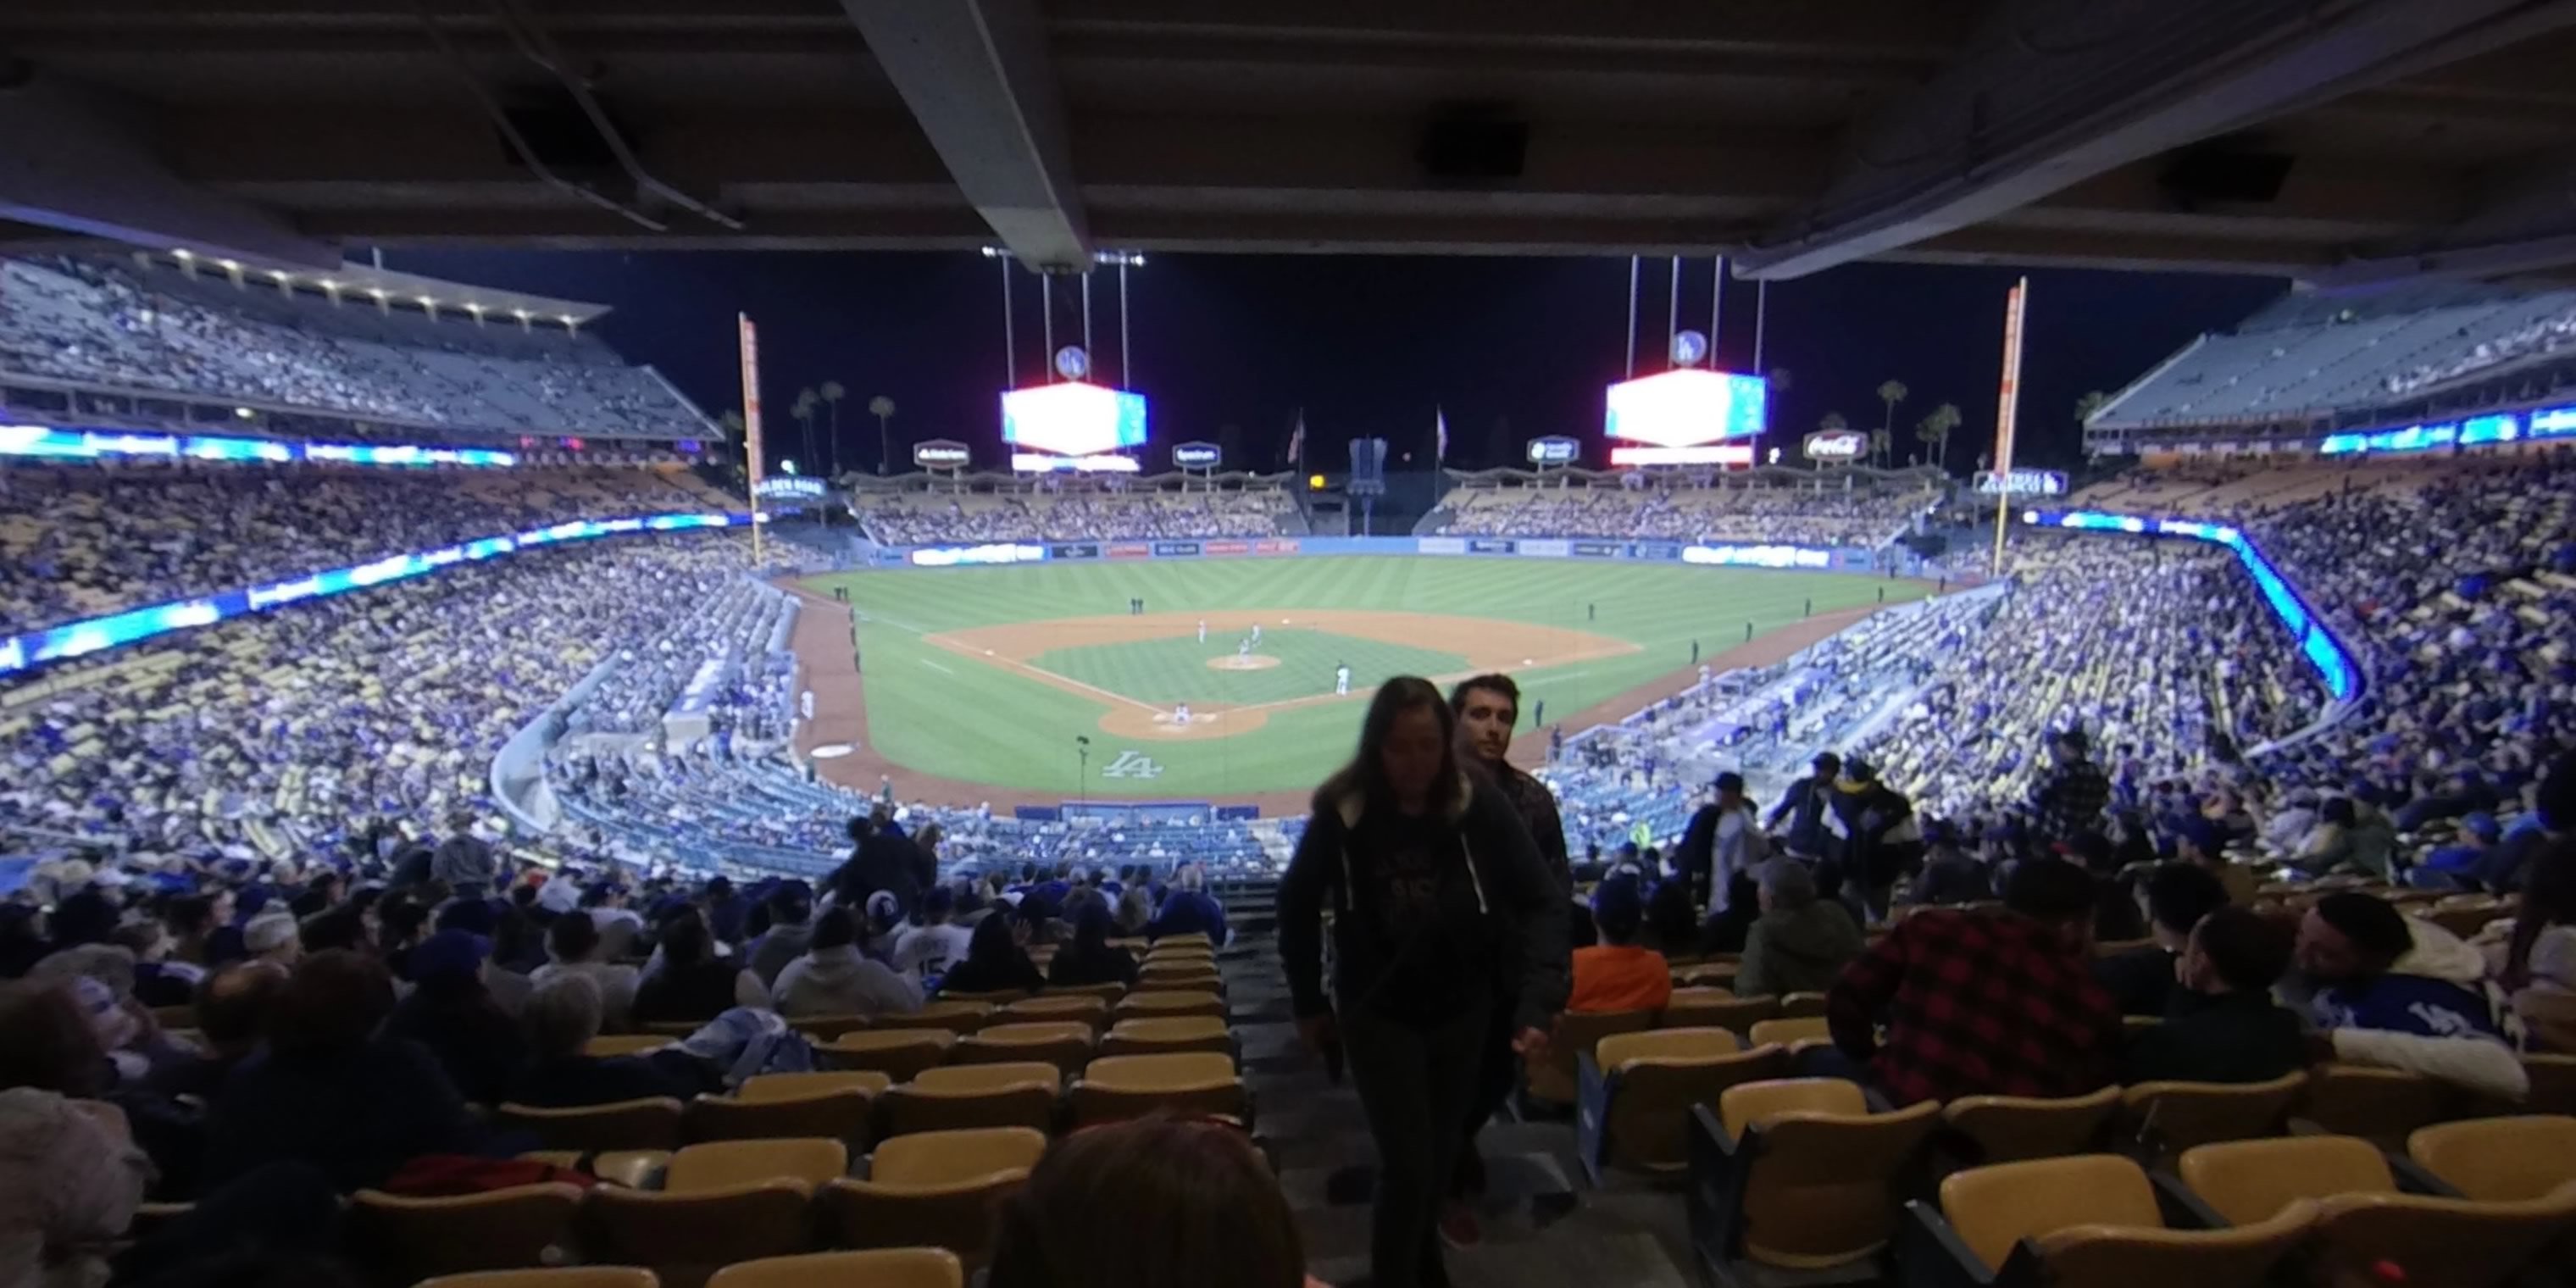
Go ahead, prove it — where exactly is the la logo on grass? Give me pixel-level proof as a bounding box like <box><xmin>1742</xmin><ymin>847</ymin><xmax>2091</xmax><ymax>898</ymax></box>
<box><xmin>1099</xmin><ymin>750</ymin><xmax>1164</xmax><ymax>780</ymax></box>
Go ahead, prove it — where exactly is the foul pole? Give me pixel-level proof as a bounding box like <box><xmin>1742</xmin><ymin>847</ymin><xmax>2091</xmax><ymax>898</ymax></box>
<box><xmin>1990</xmin><ymin>278</ymin><xmax>2029</xmax><ymax>575</ymax></box>
<box><xmin>738</xmin><ymin>313</ymin><xmax>766</xmax><ymax>564</ymax></box>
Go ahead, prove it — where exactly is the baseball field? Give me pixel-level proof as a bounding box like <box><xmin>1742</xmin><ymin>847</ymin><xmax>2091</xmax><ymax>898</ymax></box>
<box><xmin>791</xmin><ymin>556</ymin><xmax>1925</xmax><ymax>804</ymax></box>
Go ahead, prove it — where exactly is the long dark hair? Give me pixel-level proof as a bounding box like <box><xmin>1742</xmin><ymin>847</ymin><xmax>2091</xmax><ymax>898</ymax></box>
<box><xmin>1312</xmin><ymin>675</ymin><xmax>1464</xmax><ymax>817</ymax></box>
<box><xmin>968</xmin><ymin>910</ymin><xmax>1024</xmax><ymax>966</ymax></box>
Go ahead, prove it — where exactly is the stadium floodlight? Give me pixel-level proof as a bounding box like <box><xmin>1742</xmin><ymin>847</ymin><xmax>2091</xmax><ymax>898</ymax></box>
<box><xmin>464</xmin><ymin>303</ymin><xmax>484</xmax><ymax>317</ymax></box>
<box><xmin>415</xmin><ymin>295</ymin><xmax>436</xmax><ymax>307</ymax></box>
<box><xmin>171</xmin><ymin>248</ymin><xmax>194</xmax><ymax>260</ymax></box>
<box><xmin>269</xmin><ymin>269</ymin><xmax>291</xmax><ymax>283</ymax></box>
<box><xmin>217</xmin><ymin>258</ymin><xmax>240</xmax><ymax>272</ymax></box>
<box><xmin>318</xmin><ymin>279</ymin><xmax>337</xmax><ymax>291</ymax></box>
<box><xmin>511</xmin><ymin>308</ymin><xmax>532</xmax><ymax>319</ymax></box>
<box><xmin>366</xmin><ymin>287</ymin><xmax>389</xmax><ymax>300</ymax></box>
<box><xmin>233</xmin><ymin>407</ymin><xmax>254</xmax><ymax>419</ymax></box>
<box><xmin>558</xmin><ymin>314</ymin><xmax>575</xmax><ymax>325</ymax></box>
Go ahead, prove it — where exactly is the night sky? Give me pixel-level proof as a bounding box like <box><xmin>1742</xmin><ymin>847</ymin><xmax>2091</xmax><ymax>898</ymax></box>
<box><xmin>388</xmin><ymin>247</ymin><xmax>2284</xmax><ymax>475</ymax></box>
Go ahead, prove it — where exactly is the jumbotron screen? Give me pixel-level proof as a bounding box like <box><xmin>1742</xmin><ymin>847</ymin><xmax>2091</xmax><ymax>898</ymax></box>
<box><xmin>1000</xmin><ymin>382</ymin><xmax>1148</xmax><ymax>460</ymax></box>
<box><xmin>1604</xmin><ymin>369</ymin><xmax>1768</xmax><ymax>466</ymax></box>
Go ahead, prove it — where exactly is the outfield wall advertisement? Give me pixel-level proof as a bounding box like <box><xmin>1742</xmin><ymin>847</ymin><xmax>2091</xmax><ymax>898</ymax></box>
<box><xmin>881</xmin><ymin>533</ymin><xmax>1888</xmax><ymax>571</ymax></box>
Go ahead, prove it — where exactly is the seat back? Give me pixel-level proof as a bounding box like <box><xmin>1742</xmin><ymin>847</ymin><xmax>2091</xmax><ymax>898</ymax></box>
<box><xmin>706</xmin><ymin>1250</ymin><xmax>961</xmax><ymax>1288</ymax></box>
<box><xmin>2520</xmin><ymin>1054</ymin><xmax>2576</xmax><ymax>1115</ymax></box>
<box><xmin>1530</xmin><ymin>1009</ymin><xmax>1657</xmax><ymax>1103</ymax></box>
<box><xmin>1746</xmin><ymin>1017</ymin><xmax>1830</xmax><ymax>1048</ymax></box>
<box><xmin>736</xmin><ymin>1071</ymin><xmax>894</xmax><ymax>1103</ymax></box>
<box><xmin>1113</xmin><ymin>990</ymin><xmax>1225</xmax><ymax>1022</ymax></box>
<box><xmin>2307</xmin><ymin>1186</ymin><xmax>2576</xmax><ymax>1288</ymax></box>
<box><xmin>870</xmin><ymin>1002</ymin><xmax>993</xmax><ymax>1035</ymax></box>
<box><xmin>1099</xmin><ymin>1016</ymin><xmax>1232</xmax><ymax>1058</ymax></box>
<box><xmin>1660</xmin><ymin>990</ymin><xmax>1775</xmax><ymax>1035</ymax></box>
<box><xmin>348</xmin><ymin>1185</ymin><xmax>586</xmax><ymax>1280</ymax></box>
<box><xmin>497</xmin><ymin>1098</ymin><xmax>685</xmax><ymax>1152</ymax></box>
<box><xmin>1721</xmin><ymin>1080</ymin><xmax>1940</xmax><ymax>1268</ymax></box>
<box><xmin>820</xmin><ymin>1132</ymin><xmax>1041</xmax><ymax>1270</ymax></box>
<box><xmin>2407</xmin><ymin>1114</ymin><xmax>2576</xmax><ymax>1201</ymax></box>
<box><xmin>869</xmin><ymin>1126</ymin><xmax>1049</xmax><ymax>1188</ymax></box>
<box><xmin>2121</xmin><ymin>1071</ymin><xmax>2307</xmax><ymax>1153</ymax></box>
<box><xmin>685</xmin><ymin>1088</ymin><xmax>874</xmax><ymax>1146</ymax></box>
<box><xmin>783</xmin><ymin>1014</ymin><xmax>874</xmax><ymax>1041</ymax></box>
<box><xmin>2025</xmin><ymin>1202</ymin><xmax>2318</xmax><ymax>1288</ymax></box>
<box><xmin>880</xmin><ymin>1063</ymin><xmax>1061</xmax><ymax>1137</ymax></box>
<box><xmin>1071</xmin><ymin>1052</ymin><xmax>1245</xmax><ymax>1128</ymax></box>
<box><xmin>1593</xmin><ymin>1035</ymin><xmax>1785</xmax><ymax>1173</ymax></box>
<box><xmin>952</xmin><ymin>1021</ymin><xmax>1097</xmax><ymax>1076</ymax></box>
<box><xmin>1776</xmin><ymin>991</ymin><xmax>1829</xmax><ymax>1019</ymax></box>
<box><xmin>419</xmin><ymin>1269</ymin><xmax>658</xmax><ymax>1288</ymax></box>
<box><xmin>2177</xmin><ymin>1135</ymin><xmax>2395</xmax><ymax>1224</ymax></box>
<box><xmin>663</xmin><ymin>1138</ymin><xmax>848</xmax><ymax>1191</ymax></box>
<box><xmin>1939</xmin><ymin>1154</ymin><xmax>2165</xmax><ymax>1271</ymax></box>
<box><xmin>583</xmin><ymin>1185</ymin><xmax>827</xmax><ymax>1288</ymax></box>
<box><xmin>824</xmin><ymin>1030</ymin><xmax>956</xmax><ymax>1082</ymax></box>
<box><xmin>2299</xmin><ymin>1063</ymin><xmax>2457</xmax><ymax>1146</ymax></box>
<box><xmin>1940</xmin><ymin>1086</ymin><xmax>2121</xmax><ymax>1163</ymax></box>
<box><xmin>999</xmin><ymin>995</ymin><xmax>1108</xmax><ymax>1027</ymax></box>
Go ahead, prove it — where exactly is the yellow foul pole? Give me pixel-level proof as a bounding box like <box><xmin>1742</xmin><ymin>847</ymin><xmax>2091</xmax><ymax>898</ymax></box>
<box><xmin>1990</xmin><ymin>277</ymin><xmax>2029</xmax><ymax>575</ymax></box>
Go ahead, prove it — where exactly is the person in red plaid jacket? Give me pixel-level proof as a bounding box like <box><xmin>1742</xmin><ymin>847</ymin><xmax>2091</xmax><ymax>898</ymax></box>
<box><xmin>1824</xmin><ymin>858</ymin><xmax>2121</xmax><ymax>1107</ymax></box>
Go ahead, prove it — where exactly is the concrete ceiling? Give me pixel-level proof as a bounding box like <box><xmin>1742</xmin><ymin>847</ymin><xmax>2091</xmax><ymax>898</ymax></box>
<box><xmin>3</xmin><ymin>0</ymin><xmax>2574</xmax><ymax>281</ymax></box>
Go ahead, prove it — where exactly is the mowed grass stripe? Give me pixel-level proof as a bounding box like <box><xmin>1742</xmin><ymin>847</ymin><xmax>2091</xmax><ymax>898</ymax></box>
<box><xmin>1034</xmin><ymin>629</ymin><xmax>1469</xmax><ymax>706</ymax></box>
<box><xmin>815</xmin><ymin>557</ymin><xmax>1921</xmax><ymax>798</ymax></box>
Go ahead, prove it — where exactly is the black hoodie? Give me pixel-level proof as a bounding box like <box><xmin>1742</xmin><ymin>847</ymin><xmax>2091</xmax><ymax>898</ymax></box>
<box><xmin>1278</xmin><ymin>769</ymin><xmax>1570</xmax><ymax>1032</ymax></box>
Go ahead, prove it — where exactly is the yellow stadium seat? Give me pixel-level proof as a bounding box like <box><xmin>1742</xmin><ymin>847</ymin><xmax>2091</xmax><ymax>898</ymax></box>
<box><xmin>818</xmin><ymin>1127</ymin><xmax>1048</xmax><ymax>1271</ymax></box>
<box><xmin>2408</xmin><ymin>1115</ymin><xmax>2576</xmax><ymax>1202</ymax></box>
<box><xmin>707</xmin><ymin>1251</ymin><xmax>960</xmax><ymax>1288</ymax></box>
<box><xmin>2185</xmin><ymin>1134</ymin><xmax>2576</xmax><ymax>1288</ymax></box>
<box><xmin>1039</xmin><ymin>983</ymin><xmax>1126</xmax><ymax>1004</ymax></box>
<box><xmin>2296</xmin><ymin>1063</ymin><xmax>2459</xmax><ymax>1148</ymax></box>
<box><xmin>949</xmin><ymin>1021</ymin><xmax>1097</xmax><ymax>1078</ymax></box>
<box><xmin>1098</xmin><ymin>1016</ymin><xmax>1234</xmax><ymax>1060</ymax></box>
<box><xmin>1528</xmin><ymin>1008</ymin><xmax>1657</xmax><ymax>1105</ymax></box>
<box><xmin>823</xmin><ymin>1030</ymin><xmax>957</xmax><ymax>1083</ymax></box>
<box><xmin>1918</xmin><ymin>1154</ymin><xmax>2313</xmax><ymax>1288</ymax></box>
<box><xmin>497</xmin><ymin>1098</ymin><xmax>686</xmax><ymax>1152</ymax></box>
<box><xmin>1745</xmin><ymin>1017</ymin><xmax>1831</xmax><ymax>1050</ymax></box>
<box><xmin>419</xmin><ymin>1269</ymin><xmax>658</xmax><ymax>1288</ymax></box>
<box><xmin>879</xmin><ymin>1063</ymin><xmax>1062</xmax><ymax>1138</ymax></box>
<box><xmin>516</xmin><ymin>1151</ymin><xmax>666</xmax><ymax>1189</ymax></box>
<box><xmin>1940</xmin><ymin>1086</ymin><xmax>2120</xmax><ymax>1163</ymax></box>
<box><xmin>1576</xmin><ymin>1028</ymin><xmax>1787</xmax><ymax>1181</ymax></box>
<box><xmin>2120</xmin><ymin>1071</ymin><xmax>2307</xmax><ymax>1158</ymax></box>
<box><xmin>782</xmin><ymin>1013</ymin><xmax>874</xmax><ymax>1042</ymax></box>
<box><xmin>348</xmin><ymin>1185</ymin><xmax>586</xmax><ymax>1281</ymax></box>
<box><xmin>1069</xmin><ymin>1052</ymin><xmax>1246</xmax><ymax>1128</ymax></box>
<box><xmin>583</xmin><ymin>1141</ymin><xmax>848</xmax><ymax>1288</ymax></box>
<box><xmin>997</xmin><ymin>995</ymin><xmax>1108</xmax><ymax>1029</ymax></box>
<box><xmin>1658</xmin><ymin>989</ymin><xmax>1775</xmax><ymax>1035</ymax></box>
<box><xmin>685</xmin><ymin>1081</ymin><xmax>880</xmax><ymax>1147</ymax></box>
<box><xmin>1688</xmin><ymin>1078</ymin><xmax>1941</xmax><ymax>1275</ymax></box>
<box><xmin>1776</xmin><ymin>991</ymin><xmax>1829</xmax><ymax>1020</ymax></box>
<box><xmin>734</xmin><ymin>1071</ymin><xmax>895</xmax><ymax>1102</ymax></box>
<box><xmin>869</xmin><ymin>1002</ymin><xmax>993</xmax><ymax>1035</ymax></box>
<box><xmin>1112</xmin><ymin>990</ymin><xmax>1225</xmax><ymax>1024</ymax></box>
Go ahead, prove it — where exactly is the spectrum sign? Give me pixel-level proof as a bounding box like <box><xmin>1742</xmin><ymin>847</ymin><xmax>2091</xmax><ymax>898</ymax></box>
<box><xmin>1604</xmin><ymin>369</ymin><xmax>1768</xmax><ymax>448</ymax></box>
<box><xmin>1001</xmin><ymin>381</ymin><xmax>1147</xmax><ymax>465</ymax></box>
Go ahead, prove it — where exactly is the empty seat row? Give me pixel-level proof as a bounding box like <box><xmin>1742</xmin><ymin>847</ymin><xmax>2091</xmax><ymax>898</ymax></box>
<box><xmin>1529</xmin><ymin>993</ymin><xmax>1829</xmax><ymax>1103</ymax></box>
<box><xmin>597</xmin><ymin>988</ymin><xmax>1228</xmax><ymax>1052</ymax></box>
<box><xmin>419</xmin><ymin>1249</ymin><xmax>965</xmax><ymax>1288</ymax></box>
<box><xmin>501</xmin><ymin>1051</ymin><xmax>1249</xmax><ymax>1152</ymax></box>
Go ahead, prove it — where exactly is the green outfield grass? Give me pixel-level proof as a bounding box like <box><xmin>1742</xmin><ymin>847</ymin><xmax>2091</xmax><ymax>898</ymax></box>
<box><xmin>802</xmin><ymin>556</ymin><xmax>1921</xmax><ymax>800</ymax></box>
<box><xmin>1032</xmin><ymin>628</ymin><xmax>1470</xmax><ymax>707</ymax></box>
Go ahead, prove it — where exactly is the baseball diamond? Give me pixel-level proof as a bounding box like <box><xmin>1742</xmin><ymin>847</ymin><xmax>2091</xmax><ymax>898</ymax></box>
<box><xmin>789</xmin><ymin>554</ymin><xmax>1928</xmax><ymax>805</ymax></box>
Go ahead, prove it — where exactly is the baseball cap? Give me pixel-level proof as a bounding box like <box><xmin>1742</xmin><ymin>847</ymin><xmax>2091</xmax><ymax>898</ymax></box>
<box><xmin>2054</xmin><ymin>729</ymin><xmax>2090</xmax><ymax>755</ymax></box>
<box><xmin>414</xmin><ymin>929</ymin><xmax>492</xmax><ymax>980</ymax></box>
<box><xmin>1714</xmin><ymin>771</ymin><xmax>1746</xmax><ymax>796</ymax></box>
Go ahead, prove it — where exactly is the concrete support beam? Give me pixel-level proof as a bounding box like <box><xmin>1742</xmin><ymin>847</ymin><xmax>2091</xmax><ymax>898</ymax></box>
<box><xmin>1735</xmin><ymin>0</ymin><xmax>2576</xmax><ymax>280</ymax></box>
<box><xmin>2314</xmin><ymin>146</ymin><xmax>2576</xmax><ymax>284</ymax></box>
<box><xmin>837</xmin><ymin>0</ymin><xmax>1091</xmax><ymax>268</ymax></box>
<box><xmin>0</xmin><ymin>75</ymin><xmax>335</xmax><ymax>268</ymax></box>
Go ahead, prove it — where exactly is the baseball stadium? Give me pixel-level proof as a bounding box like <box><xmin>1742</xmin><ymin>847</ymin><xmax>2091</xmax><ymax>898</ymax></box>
<box><xmin>3</xmin><ymin>5</ymin><xmax>2575</xmax><ymax>1288</ymax></box>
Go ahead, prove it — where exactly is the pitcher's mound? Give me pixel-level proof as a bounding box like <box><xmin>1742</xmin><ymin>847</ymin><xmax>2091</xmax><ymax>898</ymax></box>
<box><xmin>1208</xmin><ymin>654</ymin><xmax>1281</xmax><ymax>671</ymax></box>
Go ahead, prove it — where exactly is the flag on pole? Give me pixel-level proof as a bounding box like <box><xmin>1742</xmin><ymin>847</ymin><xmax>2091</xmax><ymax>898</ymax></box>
<box><xmin>1435</xmin><ymin>406</ymin><xmax>1449</xmax><ymax>464</ymax></box>
<box><xmin>1285</xmin><ymin>409</ymin><xmax>1305</xmax><ymax>469</ymax></box>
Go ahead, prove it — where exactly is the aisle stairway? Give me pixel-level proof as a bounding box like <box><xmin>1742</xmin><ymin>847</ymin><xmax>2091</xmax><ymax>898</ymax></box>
<box><xmin>1219</xmin><ymin>927</ymin><xmax>1700</xmax><ymax>1287</ymax></box>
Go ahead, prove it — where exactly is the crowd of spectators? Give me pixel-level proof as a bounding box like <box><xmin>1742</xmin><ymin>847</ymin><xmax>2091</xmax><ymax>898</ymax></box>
<box><xmin>852</xmin><ymin>488</ymin><xmax>1298</xmax><ymax>546</ymax></box>
<box><xmin>0</xmin><ymin>255</ymin><xmax>706</xmax><ymax>438</ymax></box>
<box><xmin>1435</xmin><ymin>482</ymin><xmax>1928</xmax><ymax>547</ymax></box>
<box><xmin>0</xmin><ymin>461</ymin><xmax>730</xmax><ymax>636</ymax></box>
<box><xmin>2384</xmin><ymin>300</ymin><xmax>2576</xmax><ymax>396</ymax></box>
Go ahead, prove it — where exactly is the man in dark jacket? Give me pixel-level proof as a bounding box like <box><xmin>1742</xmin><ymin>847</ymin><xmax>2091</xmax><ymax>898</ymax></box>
<box><xmin>1676</xmin><ymin>772</ymin><xmax>1764</xmax><ymax>913</ymax></box>
<box><xmin>1824</xmin><ymin>760</ymin><xmax>1920</xmax><ymax>925</ymax></box>
<box><xmin>832</xmin><ymin>823</ymin><xmax>931</xmax><ymax>921</ymax></box>
<box><xmin>2120</xmin><ymin>906</ymin><xmax>2307</xmax><ymax>1084</ymax></box>
<box><xmin>1449</xmin><ymin>675</ymin><xmax>1572</xmax><ymax>896</ymax></box>
<box><xmin>2096</xmin><ymin>863</ymin><xmax>2229</xmax><ymax>1017</ymax></box>
<box><xmin>2032</xmin><ymin>729</ymin><xmax>2113</xmax><ymax>846</ymax></box>
<box><xmin>1766</xmin><ymin>752</ymin><xmax>1841</xmax><ymax>862</ymax></box>
<box><xmin>428</xmin><ymin>809</ymin><xmax>498</xmax><ymax>897</ymax></box>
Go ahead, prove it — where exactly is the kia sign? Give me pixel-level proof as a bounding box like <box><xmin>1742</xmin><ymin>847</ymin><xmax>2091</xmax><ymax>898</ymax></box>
<box><xmin>1526</xmin><ymin>436</ymin><xmax>1579</xmax><ymax>465</ymax></box>
<box><xmin>1804</xmin><ymin>430</ymin><xmax>1866</xmax><ymax>462</ymax></box>
<box><xmin>913</xmin><ymin>440</ymin><xmax>970</xmax><ymax>469</ymax></box>
<box><xmin>1171</xmin><ymin>441</ymin><xmax>1221</xmax><ymax>469</ymax></box>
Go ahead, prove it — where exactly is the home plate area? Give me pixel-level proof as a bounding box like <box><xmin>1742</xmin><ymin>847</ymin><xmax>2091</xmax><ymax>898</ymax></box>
<box><xmin>924</xmin><ymin>609</ymin><xmax>1641</xmax><ymax>743</ymax></box>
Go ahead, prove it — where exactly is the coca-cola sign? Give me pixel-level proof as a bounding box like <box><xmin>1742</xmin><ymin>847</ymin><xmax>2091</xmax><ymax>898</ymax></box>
<box><xmin>1803</xmin><ymin>430</ymin><xmax>1866</xmax><ymax>461</ymax></box>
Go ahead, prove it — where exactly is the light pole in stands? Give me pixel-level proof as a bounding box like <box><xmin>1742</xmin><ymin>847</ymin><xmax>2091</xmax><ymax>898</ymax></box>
<box><xmin>1074</xmin><ymin>735</ymin><xmax>1091</xmax><ymax>805</ymax></box>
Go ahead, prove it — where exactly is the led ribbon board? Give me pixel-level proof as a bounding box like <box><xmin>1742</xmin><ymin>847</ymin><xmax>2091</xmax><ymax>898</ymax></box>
<box><xmin>0</xmin><ymin>513</ymin><xmax>749</xmax><ymax>678</ymax></box>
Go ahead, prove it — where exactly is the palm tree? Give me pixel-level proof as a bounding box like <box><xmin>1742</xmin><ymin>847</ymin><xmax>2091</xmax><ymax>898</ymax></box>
<box><xmin>1875</xmin><ymin>380</ymin><xmax>1908</xmax><ymax>467</ymax></box>
<box><xmin>2074</xmin><ymin>389</ymin><xmax>2111</xmax><ymax>424</ymax></box>
<box><xmin>1918</xmin><ymin>402</ymin><xmax>1964</xmax><ymax>470</ymax></box>
<box><xmin>1869</xmin><ymin>427</ymin><xmax>1893</xmax><ymax>467</ymax></box>
<box><xmin>790</xmin><ymin>386</ymin><xmax>818</xmax><ymax>474</ymax></box>
<box><xmin>819</xmin><ymin>380</ymin><xmax>846</xmax><ymax>477</ymax></box>
<box><xmin>867</xmin><ymin>395</ymin><xmax>896</xmax><ymax>475</ymax></box>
